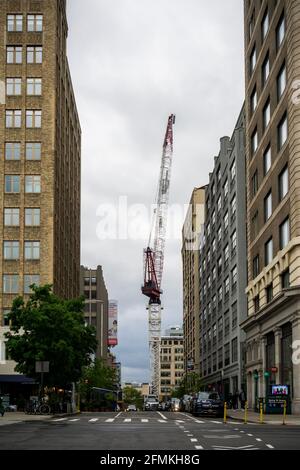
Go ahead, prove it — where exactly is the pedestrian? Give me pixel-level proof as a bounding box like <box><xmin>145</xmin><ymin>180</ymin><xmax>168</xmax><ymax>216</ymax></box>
<box><xmin>239</xmin><ymin>390</ymin><xmax>246</xmax><ymax>409</ymax></box>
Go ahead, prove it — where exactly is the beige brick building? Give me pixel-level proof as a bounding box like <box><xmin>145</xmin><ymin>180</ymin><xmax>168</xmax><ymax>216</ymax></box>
<box><xmin>159</xmin><ymin>326</ymin><xmax>184</xmax><ymax>400</ymax></box>
<box><xmin>242</xmin><ymin>0</ymin><xmax>300</xmax><ymax>413</ymax></box>
<box><xmin>0</xmin><ymin>1</ymin><xmax>81</xmax><ymax>381</ymax></box>
<box><xmin>182</xmin><ymin>187</ymin><xmax>205</xmax><ymax>375</ymax></box>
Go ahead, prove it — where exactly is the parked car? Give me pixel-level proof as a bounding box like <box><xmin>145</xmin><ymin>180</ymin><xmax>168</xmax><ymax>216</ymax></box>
<box><xmin>171</xmin><ymin>398</ymin><xmax>181</xmax><ymax>412</ymax></box>
<box><xmin>126</xmin><ymin>404</ymin><xmax>137</xmax><ymax>412</ymax></box>
<box><xmin>191</xmin><ymin>392</ymin><xmax>224</xmax><ymax>417</ymax></box>
<box><xmin>181</xmin><ymin>394</ymin><xmax>193</xmax><ymax>413</ymax></box>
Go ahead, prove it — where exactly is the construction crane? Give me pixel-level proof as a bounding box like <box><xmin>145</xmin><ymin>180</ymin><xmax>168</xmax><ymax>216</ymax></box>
<box><xmin>142</xmin><ymin>114</ymin><xmax>176</xmax><ymax>396</ymax></box>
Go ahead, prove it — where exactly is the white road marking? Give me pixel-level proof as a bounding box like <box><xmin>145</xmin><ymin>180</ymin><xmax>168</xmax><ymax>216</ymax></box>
<box><xmin>175</xmin><ymin>420</ymin><xmax>185</xmax><ymax>423</ymax></box>
<box><xmin>52</xmin><ymin>418</ymin><xmax>67</xmax><ymax>422</ymax></box>
<box><xmin>141</xmin><ymin>419</ymin><xmax>148</xmax><ymax>423</ymax></box>
<box><xmin>115</xmin><ymin>412</ymin><xmax>122</xmax><ymax>419</ymax></box>
<box><xmin>158</xmin><ymin>420</ymin><xmax>166</xmax><ymax>423</ymax></box>
<box><xmin>184</xmin><ymin>431</ymin><xmax>189</xmax><ymax>433</ymax></box>
<box><xmin>157</xmin><ymin>412</ymin><xmax>167</xmax><ymax>420</ymax></box>
<box><xmin>212</xmin><ymin>421</ymin><xmax>222</xmax><ymax>424</ymax></box>
<box><xmin>69</xmin><ymin>419</ymin><xmax>80</xmax><ymax>422</ymax></box>
<box><xmin>195</xmin><ymin>420</ymin><xmax>205</xmax><ymax>424</ymax></box>
<box><xmin>247</xmin><ymin>434</ymin><xmax>253</xmax><ymax>437</ymax></box>
<box><xmin>190</xmin><ymin>438</ymin><xmax>198</xmax><ymax>442</ymax></box>
<box><xmin>88</xmin><ymin>418</ymin><xmax>99</xmax><ymax>422</ymax></box>
<box><xmin>124</xmin><ymin>419</ymin><xmax>131</xmax><ymax>423</ymax></box>
<box><xmin>212</xmin><ymin>444</ymin><xmax>257</xmax><ymax>450</ymax></box>
<box><xmin>187</xmin><ymin>434</ymin><xmax>193</xmax><ymax>437</ymax></box>
<box><xmin>266</xmin><ymin>444</ymin><xmax>274</xmax><ymax>449</ymax></box>
<box><xmin>195</xmin><ymin>445</ymin><xmax>204</xmax><ymax>450</ymax></box>
<box><xmin>105</xmin><ymin>418</ymin><xmax>115</xmax><ymax>423</ymax></box>
<box><xmin>256</xmin><ymin>438</ymin><xmax>262</xmax><ymax>442</ymax></box>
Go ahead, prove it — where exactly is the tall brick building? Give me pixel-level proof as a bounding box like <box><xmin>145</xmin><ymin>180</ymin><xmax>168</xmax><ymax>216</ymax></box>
<box><xmin>0</xmin><ymin>0</ymin><xmax>81</xmax><ymax>377</ymax></box>
<box><xmin>242</xmin><ymin>0</ymin><xmax>300</xmax><ymax>413</ymax></box>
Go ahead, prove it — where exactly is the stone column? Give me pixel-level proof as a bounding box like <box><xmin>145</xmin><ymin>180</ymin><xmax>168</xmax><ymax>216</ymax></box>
<box><xmin>259</xmin><ymin>336</ymin><xmax>267</xmax><ymax>398</ymax></box>
<box><xmin>274</xmin><ymin>328</ymin><xmax>282</xmax><ymax>385</ymax></box>
<box><xmin>292</xmin><ymin>316</ymin><xmax>300</xmax><ymax>414</ymax></box>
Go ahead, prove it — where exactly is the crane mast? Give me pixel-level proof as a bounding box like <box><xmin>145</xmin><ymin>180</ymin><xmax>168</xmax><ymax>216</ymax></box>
<box><xmin>142</xmin><ymin>114</ymin><xmax>175</xmax><ymax>396</ymax></box>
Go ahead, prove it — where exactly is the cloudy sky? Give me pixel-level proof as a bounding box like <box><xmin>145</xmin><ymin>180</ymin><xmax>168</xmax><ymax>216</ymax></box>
<box><xmin>67</xmin><ymin>0</ymin><xmax>245</xmax><ymax>383</ymax></box>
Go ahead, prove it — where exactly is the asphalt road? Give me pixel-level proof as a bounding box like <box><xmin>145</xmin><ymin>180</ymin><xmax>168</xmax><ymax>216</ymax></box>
<box><xmin>1</xmin><ymin>411</ymin><xmax>300</xmax><ymax>450</ymax></box>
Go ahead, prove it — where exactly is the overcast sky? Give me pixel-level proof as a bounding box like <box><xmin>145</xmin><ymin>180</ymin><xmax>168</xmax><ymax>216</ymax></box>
<box><xmin>67</xmin><ymin>0</ymin><xmax>245</xmax><ymax>383</ymax></box>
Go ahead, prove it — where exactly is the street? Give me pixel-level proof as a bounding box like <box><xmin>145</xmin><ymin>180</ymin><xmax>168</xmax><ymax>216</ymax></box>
<box><xmin>1</xmin><ymin>411</ymin><xmax>300</xmax><ymax>450</ymax></box>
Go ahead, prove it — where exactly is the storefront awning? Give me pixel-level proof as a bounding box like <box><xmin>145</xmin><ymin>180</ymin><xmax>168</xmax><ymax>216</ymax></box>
<box><xmin>0</xmin><ymin>375</ymin><xmax>36</xmax><ymax>384</ymax></box>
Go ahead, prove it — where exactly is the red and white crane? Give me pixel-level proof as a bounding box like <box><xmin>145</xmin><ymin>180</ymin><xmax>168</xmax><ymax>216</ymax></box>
<box><xmin>142</xmin><ymin>114</ymin><xmax>175</xmax><ymax>396</ymax></box>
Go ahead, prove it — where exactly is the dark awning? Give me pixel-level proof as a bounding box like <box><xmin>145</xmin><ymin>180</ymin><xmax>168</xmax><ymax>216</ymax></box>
<box><xmin>0</xmin><ymin>375</ymin><xmax>36</xmax><ymax>384</ymax></box>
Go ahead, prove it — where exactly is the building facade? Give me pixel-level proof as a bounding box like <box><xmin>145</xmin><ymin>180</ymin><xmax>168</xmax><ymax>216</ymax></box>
<box><xmin>198</xmin><ymin>108</ymin><xmax>247</xmax><ymax>399</ymax></box>
<box><xmin>182</xmin><ymin>187</ymin><xmax>205</xmax><ymax>376</ymax></box>
<box><xmin>159</xmin><ymin>326</ymin><xmax>184</xmax><ymax>400</ymax></box>
<box><xmin>80</xmin><ymin>266</ymin><xmax>109</xmax><ymax>362</ymax></box>
<box><xmin>0</xmin><ymin>0</ymin><xmax>81</xmax><ymax>392</ymax></box>
<box><xmin>242</xmin><ymin>0</ymin><xmax>300</xmax><ymax>413</ymax></box>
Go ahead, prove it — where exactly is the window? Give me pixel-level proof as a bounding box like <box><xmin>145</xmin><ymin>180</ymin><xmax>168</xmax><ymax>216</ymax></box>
<box><xmin>262</xmin><ymin>53</ymin><xmax>270</xmax><ymax>86</ymax></box>
<box><xmin>212</xmin><ymin>238</ymin><xmax>216</xmax><ymax>253</ymax></box>
<box><xmin>27</xmin><ymin>78</ymin><xmax>42</xmax><ymax>96</ymax></box>
<box><xmin>251</xmin><ymin>128</ymin><xmax>258</xmax><ymax>155</ymax></box>
<box><xmin>276</xmin><ymin>13</ymin><xmax>285</xmax><ymax>50</ymax></box>
<box><xmin>6</xmin><ymin>78</ymin><xmax>21</xmax><ymax>96</ymax></box>
<box><xmin>27</xmin><ymin>46</ymin><xmax>43</xmax><ymax>64</ymax></box>
<box><xmin>252</xmin><ymin>170</ymin><xmax>258</xmax><ymax>196</ymax></box>
<box><xmin>281</xmin><ymin>269</ymin><xmax>290</xmax><ymax>289</ymax></box>
<box><xmin>232</xmin><ymin>303</ymin><xmax>237</xmax><ymax>329</ymax></box>
<box><xmin>263</xmin><ymin>144</ymin><xmax>271</xmax><ymax>176</ymax></box>
<box><xmin>6</xmin><ymin>110</ymin><xmax>21</xmax><ymax>128</ymax></box>
<box><xmin>217</xmin><ymin>226</ymin><xmax>222</xmax><ymax>243</ymax></box>
<box><xmin>265</xmin><ymin>237</ymin><xmax>273</xmax><ymax>266</ymax></box>
<box><xmin>264</xmin><ymin>191</ymin><xmax>272</xmax><ymax>222</ymax></box>
<box><xmin>24</xmin><ymin>241</ymin><xmax>40</xmax><ymax>260</ymax></box>
<box><xmin>24</xmin><ymin>275</ymin><xmax>40</xmax><ymax>294</ymax></box>
<box><xmin>224</xmin><ymin>244</ymin><xmax>229</xmax><ymax>265</ymax></box>
<box><xmin>254</xmin><ymin>295</ymin><xmax>260</xmax><ymax>313</ymax></box>
<box><xmin>279</xmin><ymin>165</ymin><xmax>288</xmax><ymax>201</ymax></box>
<box><xmin>225</xmin><ymin>342</ymin><xmax>230</xmax><ymax>366</ymax></box>
<box><xmin>216</xmin><ymin>167</ymin><xmax>221</xmax><ymax>183</ymax></box>
<box><xmin>212</xmin><ymin>266</ymin><xmax>216</xmax><ymax>281</ymax></box>
<box><xmin>224</xmin><ymin>276</ymin><xmax>229</xmax><ymax>297</ymax></box>
<box><xmin>231</xmin><ymin>265</ymin><xmax>237</xmax><ymax>289</ymax></box>
<box><xmin>26</xmin><ymin>143</ymin><xmax>41</xmax><ymax>160</ymax></box>
<box><xmin>26</xmin><ymin>110</ymin><xmax>42</xmax><ymax>128</ymax></box>
<box><xmin>266</xmin><ymin>284</ymin><xmax>273</xmax><ymax>303</ymax></box>
<box><xmin>7</xmin><ymin>14</ymin><xmax>23</xmax><ymax>32</ymax></box>
<box><xmin>231</xmin><ymin>230</ymin><xmax>237</xmax><ymax>253</ymax></box>
<box><xmin>211</xmin><ymin>210</ymin><xmax>216</xmax><ymax>226</ymax></box>
<box><xmin>211</xmin><ymin>183</ymin><xmax>215</xmax><ymax>197</ymax></box>
<box><xmin>4</xmin><ymin>208</ymin><xmax>19</xmax><ymax>226</ymax></box>
<box><xmin>277</xmin><ymin>63</ymin><xmax>286</xmax><ymax>101</ymax></box>
<box><xmin>207</xmin><ymin>223</ymin><xmax>211</xmax><ymax>237</ymax></box>
<box><xmin>224</xmin><ymin>179</ymin><xmax>228</xmax><ymax>198</ymax></box>
<box><xmin>3</xmin><ymin>241</ymin><xmax>19</xmax><ymax>260</ymax></box>
<box><xmin>231</xmin><ymin>337</ymin><xmax>238</xmax><ymax>363</ymax></box>
<box><xmin>252</xmin><ymin>211</ymin><xmax>259</xmax><ymax>238</ymax></box>
<box><xmin>250</xmin><ymin>87</ymin><xmax>257</xmax><ymax>114</ymax></box>
<box><xmin>84</xmin><ymin>277</ymin><xmax>90</xmax><ymax>286</ymax></box>
<box><xmin>278</xmin><ymin>113</ymin><xmax>288</xmax><ymax>150</ymax></box>
<box><xmin>224</xmin><ymin>211</ymin><xmax>229</xmax><ymax>231</ymax></box>
<box><xmin>25</xmin><ymin>176</ymin><xmax>41</xmax><ymax>193</ymax></box>
<box><xmin>263</xmin><ymin>98</ymin><xmax>271</xmax><ymax>131</ymax></box>
<box><xmin>231</xmin><ymin>195</ymin><xmax>236</xmax><ymax>217</ymax></box>
<box><xmin>91</xmin><ymin>277</ymin><xmax>97</xmax><ymax>285</ymax></box>
<box><xmin>250</xmin><ymin>45</ymin><xmax>256</xmax><ymax>75</ymax></box>
<box><xmin>7</xmin><ymin>46</ymin><xmax>22</xmax><ymax>64</ymax></box>
<box><xmin>261</xmin><ymin>9</ymin><xmax>269</xmax><ymax>40</ymax></box>
<box><xmin>25</xmin><ymin>208</ymin><xmax>40</xmax><ymax>226</ymax></box>
<box><xmin>5</xmin><ymin>142</ymin><xmax>21</xmax><ymax>161</ymax></box>
<box><xmin>217</xmin><ymin>256</ymin><xmax>222</xmax><ymax>276</ymax></box>
<box><xmin>230</xmin><ymin>161</ymin><xmax>236</xmax><ymax>183</ymax></box>
<box><xmin>253</xmin><ymin>255</ymin><xmax>260</xmax><ymax>278</ymax></box>
<box><xmin>5</xmin><ymin>175</ymin><xmax>20</xmax><ymax>193</ymax></box>
<box><xmin>217</xmin><ymin>196</ymin><xmax>221</xmax><ymax>212</ymax></box>
<box><xmin>3</xmin><ymin>275</ymin><xmax>19</xmax><ymax>294</ymax></box>
<box><xmin>279</xmin><ymin>217</ymin><xmax>290</xmax><ymax>250</ymax></box>
<box><xmin>27</xmin><ymin>14</ymin><xmax>43</xmax><ymax>32</ymax></box>
<box><xmin>218</xmin><ymin>286</ymin><xmax>223</xmax><ymax>303</ymax></box>
<box><xmin>218</xmin><ymin>347</ymin><xmax>223</xmax><ymax>369</ymax></box>
<box><xmin>3</xmin><ymin>310</ymin><xmax>11</xmax><ymax>327</ymax></box>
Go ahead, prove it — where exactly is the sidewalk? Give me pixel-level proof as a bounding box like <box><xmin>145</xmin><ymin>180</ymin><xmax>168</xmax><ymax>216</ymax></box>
<box><xmin>227</xmin><ymin>408</ymin><xmax>300</xmax><ymax>425</ymax></box>
<box><xmin>0</xmin><ymin>411</ymin><xmax>79</xmax><ymax>426</ymax></box>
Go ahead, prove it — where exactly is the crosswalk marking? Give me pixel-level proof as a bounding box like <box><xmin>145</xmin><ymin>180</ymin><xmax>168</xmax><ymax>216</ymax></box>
<box><xmin>266</xmin><ymin>444</ymin><xmax>274</xmax><ymax>449</ymax></box>
<box><xmin>69</xmin><ymin>419</ymin><xmax>80</xmax><ymax>422</ymax></box>
<box><xmin>124</xmin><ymin>419</ymin><xmax>131</xmax><ymax>423</ymax></box>
<box><xmin>88</xmin><ymin>418</ymin><xmax>99</xmax><ymax>422</ymax></box>
<box><xmin>195</xmin><ymin>445</ymin><xmax>204</xmax><ymax>450</ymax></box>
<box><xmin>52</xmin><ymin>418</ymin><xmax>67</xmax><ymax>422</ymax></box>
<box><xmin>158</xmin><ymin>419</ymin><xmax>166</xmax><ymax>423</ymax></box>
<box><xmin>105</xmin><ymin>418</ymin><xmax>115</xmax><ymax>423</ymax></box>
<box><xmin>141</xmin><ymin>419</ymin><xmax>148</xmax><ymax>423</ymax></box>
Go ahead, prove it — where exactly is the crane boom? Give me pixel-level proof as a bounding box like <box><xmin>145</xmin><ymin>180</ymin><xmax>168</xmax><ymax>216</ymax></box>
<box><xmin>142</xmin><ymin>114</ymin><xmax>175</xmax><ymax>396</ymax></box>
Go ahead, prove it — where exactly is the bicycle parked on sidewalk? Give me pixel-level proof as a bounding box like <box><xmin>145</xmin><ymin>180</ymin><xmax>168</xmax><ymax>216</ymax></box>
<box><xmin>25</xmin><ymin>399</ymin><xmax>51</xmax><ymax>415</ymax></box>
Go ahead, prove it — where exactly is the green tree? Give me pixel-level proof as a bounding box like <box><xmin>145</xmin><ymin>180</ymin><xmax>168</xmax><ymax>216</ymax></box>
<box><xmin>5</xmin><ymin>285</ymin><xmax>97</xmax><ymax>388</ymax></box>
<box><xmin>122</xmin><ymin>386</ymin><xmax>143</xmax><ymax>410</ymax></box>
<box><xmin>79</xmin><ymin>359</ymin><xmax>118</xmax><ymax>410</ymax></box>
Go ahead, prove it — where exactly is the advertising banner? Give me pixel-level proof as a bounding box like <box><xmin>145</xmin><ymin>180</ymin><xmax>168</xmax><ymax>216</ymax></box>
<box><xmin>108</xmin><ymin>300</ymin><xmax>118</xmax><ymax>346</ymax></box>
